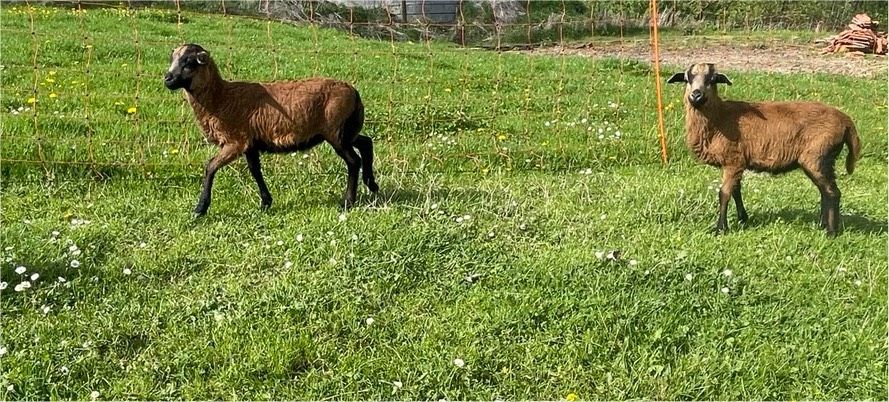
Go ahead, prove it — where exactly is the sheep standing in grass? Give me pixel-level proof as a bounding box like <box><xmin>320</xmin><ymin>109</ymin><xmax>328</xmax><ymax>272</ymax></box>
<box><xmin>667</xmin><ymin>63</ymin><xmax>860</xmax><ymax>237</ymax></box>
<box><xmin>163</xmin><ymin>43</ymin><xmax>378</xmax><ymax>216</ymax></box>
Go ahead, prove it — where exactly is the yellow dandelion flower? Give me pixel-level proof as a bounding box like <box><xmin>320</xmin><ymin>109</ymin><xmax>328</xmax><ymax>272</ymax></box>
<box><xmin>170</xmin><ymin>149</ymin><xmax>179</xmax><ymax>154</ymax></box>
<box><xmin>481</xmin><ymin>168</ymin><xmax>489</xmax><ymax>174</ymax></box>
<box><xmin>127</xmin><ymin>107</ymin><xmax>137</xmax><ymax>114</ymax></box>
<box><xmin>45</xmin><ymin>78</ymin><xmax>55</xmax><ymax>83</ymax></box>
<box><xmin>113</xmin><ymin>101</ymin><xmax>124</xmax><ymax>106</ymax></box>
<box><xmin>444</xmin><ymin>88</ymin><xmax>452</xmax><ymax>93</ymax></box>
<box><xmin>48</xmin><ymin>70</ymin><xmax>56</xmax><ymax>76</ymax></box>
<box><xmin>26</xmin><ymin>97</ymin><xmax>36</xmax><ymax>104</ymax></box>
<box><xmin>49</xmin><ymin>93</ymin><xmax>58</xmax><ymax>98</ymax></box>
<box><xmin>496</xmin><ymin>134</ymin><xmax>507</xmax><ymax>141</ymax></box>
<box><xmin>566</xmin><ymin>392</ymin><xmax>579</xmax><ymax>401</ymax></box>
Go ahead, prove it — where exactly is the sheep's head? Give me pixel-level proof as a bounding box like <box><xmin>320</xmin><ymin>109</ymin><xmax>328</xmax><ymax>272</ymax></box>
<box><xmin>164</xmin><ymin>43</ymin><xmax>212</xmax><ymax>91</ymax></box>
<box><xmin>667</xmin><ymin>63</ymin><xmax>732</xmax><ymax>108</ymax></box>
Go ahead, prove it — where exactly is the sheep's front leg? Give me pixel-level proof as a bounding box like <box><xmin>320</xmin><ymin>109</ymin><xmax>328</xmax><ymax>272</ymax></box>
<box><xmin>715</xmin><ymin>168</ymin><xmax>743</xmax><ymax>234</ymax></box>
<box><xmin>194</xmin><ymin>144</ymin><xmax>243</xmax><ymax>217</ymax></box>
<box><xmin>245</xmin><ymin>148</ymin><xmax>273</xmax><ymax>210</ymax></box>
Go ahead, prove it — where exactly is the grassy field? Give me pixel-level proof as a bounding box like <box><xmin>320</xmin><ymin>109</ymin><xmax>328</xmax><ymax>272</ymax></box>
<box><xmin>1</xmin><ymin>5</ymin><xmax>887</xmax><ymax>400</ymax></box>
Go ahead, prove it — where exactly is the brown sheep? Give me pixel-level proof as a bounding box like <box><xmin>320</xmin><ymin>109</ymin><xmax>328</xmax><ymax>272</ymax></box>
<box><xmin>163</xmin><ymin>43</ymin><xmax>378</xmax><ymax>216</ymax></box>
<box><xmin>667</xmin><ymin>63</ymin><xmax>861</xmax><ymax>237</ymax></box>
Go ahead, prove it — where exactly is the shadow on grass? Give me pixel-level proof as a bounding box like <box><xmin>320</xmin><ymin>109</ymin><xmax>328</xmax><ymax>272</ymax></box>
<box><xmin>748</xmin><ymin>208</ymin><xmax>887</xmax><ymax>235</ymax></box>
<box><xmin>371</xmin><ymin>186</ymin><xmax>490</xmax><ymax>208</ymax></box>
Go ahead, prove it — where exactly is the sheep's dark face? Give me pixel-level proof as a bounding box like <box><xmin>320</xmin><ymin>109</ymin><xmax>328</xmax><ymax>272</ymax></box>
<box><xmin>667</xmin><ymin>63</ymin><xmax>732</xmax><ymax>108</ymax></box>
<box><xmin>164</xmin><ymin>44</ymin><xmax>210</xmax><ymax>91</ymax></box>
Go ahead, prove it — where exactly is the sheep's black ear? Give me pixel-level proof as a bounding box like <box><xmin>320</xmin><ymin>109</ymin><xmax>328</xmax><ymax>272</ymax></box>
<box><xmin>713</xmin><ymin>73</ymin><xmax>732</xmax><ymax>85</ymax></box>
<box><xmin>195</xmin><ymin>51</ymin><xmax>210</xmax><ymax>65</ymax></box>
<box><xmin>667</xmin><ymin>73</ymin><xmax>687</xmax><ymax>84</ymax></box>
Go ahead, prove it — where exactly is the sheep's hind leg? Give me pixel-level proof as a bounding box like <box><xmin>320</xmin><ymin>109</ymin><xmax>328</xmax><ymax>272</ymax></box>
<box><xmin>802</xmin><ymin>163</ymin><xmax>841</xmax><ymax>237</ymax></box>
<box><xmin>353</xmin><ymin>135</ymin><xmax>379</xmax><ymax>193</ymax></box>
<box><xmin>194</xmin><ymin>144</ymin><xmax>243</xmax><ymax>217</ymax></box>
<box><xmin>333</xmin><ymin>145</ymin><xmax>362</xmax><ymax>209</ymax></box>
<box><xmin>715</xmin><ymin>168</ymin><xmax>743</xmax><ymax>234</ymax></box>
<box><xmin>732</xmin><ymin>183</ymin><xmax>748</xmax><ymax>224</ymax></box>
<box><xmin>245</xmin><ymin>148</ymin><xmax>273</xmax><ymax>210</ymax></box>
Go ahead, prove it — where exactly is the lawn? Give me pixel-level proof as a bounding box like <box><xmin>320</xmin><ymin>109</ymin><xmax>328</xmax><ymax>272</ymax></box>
<box><xmin>1</xmin><ymin>4</ymin><xmax>887</xmax><ymax>400</ymax></box>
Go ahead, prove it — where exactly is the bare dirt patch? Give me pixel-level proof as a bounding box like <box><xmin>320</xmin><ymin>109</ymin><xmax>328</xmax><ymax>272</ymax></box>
<box><xmin>524</xmin><ymin>37</ymin><xmax>888</xmax><ymax>79</ymax></box>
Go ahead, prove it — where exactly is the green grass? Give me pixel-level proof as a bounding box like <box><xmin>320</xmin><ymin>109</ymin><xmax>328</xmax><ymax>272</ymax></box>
<box><xmin>1</xmin><ymin>4</ymin><xmax>887</xmax><ymax>400</ymax></box>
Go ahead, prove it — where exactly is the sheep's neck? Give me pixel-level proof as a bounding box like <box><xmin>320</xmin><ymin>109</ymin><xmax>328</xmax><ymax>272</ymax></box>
<box><xmin>684</xmin><ymin>98</ymin><xmax>722</xmax><ymax>158</ymax></box>
<box><xmin>185</xmin><ymin>68</ymin><xmax>227</xmax><ymax>114</ymax></box>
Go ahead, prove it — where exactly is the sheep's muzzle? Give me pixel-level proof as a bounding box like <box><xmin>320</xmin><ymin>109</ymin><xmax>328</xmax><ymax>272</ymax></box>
<box><xmin>163</xmin><ymin>72</ymin><xmax>189</xmax><ymax>90</ymax></box>
<box><xmin>688</xmin><ymin>89</ymin><xmax>706</xmax><ymax>107</ymax></box>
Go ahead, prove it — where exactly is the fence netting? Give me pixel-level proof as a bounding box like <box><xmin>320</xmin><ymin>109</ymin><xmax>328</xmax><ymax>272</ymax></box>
<box><xmin>1</xmin><ymin>0</ymin><xmax>885</xmax><ymax>182</ymax></box>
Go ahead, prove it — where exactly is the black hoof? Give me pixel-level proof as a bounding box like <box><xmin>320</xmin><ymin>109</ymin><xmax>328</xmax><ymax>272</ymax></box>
<box><xmin>260</xmin><ymin>199</ymin><xmax>272</xmax><ymax>211</ymax></box>
<box><xmin>365</xmin><ymin>180</ymin><xmax>379</xmax><ymax>193</ymax></box>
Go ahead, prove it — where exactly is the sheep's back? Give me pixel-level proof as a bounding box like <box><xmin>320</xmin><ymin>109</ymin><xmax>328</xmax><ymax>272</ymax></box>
<box><xmin>724</xmin><ymin>100</ymin><xmax>850</xmax><ymax>171</ymax></box>
<box><xmin>229</xmin><ymin>78</ymin><xmax>358</xmax><ymax>149</ymax></box>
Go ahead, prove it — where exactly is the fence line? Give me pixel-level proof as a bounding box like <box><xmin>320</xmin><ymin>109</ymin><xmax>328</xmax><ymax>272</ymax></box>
<box><xmin>2</xmin><ymin>0</ymin><xmax>872</xmax><ymax>181</ymax></box>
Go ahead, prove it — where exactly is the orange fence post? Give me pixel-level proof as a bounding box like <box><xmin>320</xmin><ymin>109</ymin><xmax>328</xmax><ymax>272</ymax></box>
<box><xmin>650</xmin><ymin>0</ymin><xmax>669</xmax><ymax>165</ymax></box>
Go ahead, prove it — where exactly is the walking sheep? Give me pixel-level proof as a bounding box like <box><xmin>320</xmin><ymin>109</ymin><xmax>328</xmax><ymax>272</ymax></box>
<box><xmin>667</xmin><ymin>63</ymin><xmax>860</xmax><ymax>237</ymax></box>
<box><xmin>163</xmin><ymin>43</ymin><xmax>378</xmax><ymax>216</ymax></box>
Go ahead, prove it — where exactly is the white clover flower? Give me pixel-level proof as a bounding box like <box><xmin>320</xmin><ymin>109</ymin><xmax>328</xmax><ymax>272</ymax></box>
<box><xmin>462</xmin><ymin>214</ymin><xmax>471</xmax><ymax>221</ymax></box>
<box><xmin>338</xmin><ymin>213</ymin><xmax>347</xmax><ymax>222</ymax></box>
<box><xmin>69</xmin><ymin>245</ymin><xmax>79</xmax><ymax>252</ymax></box>
<box><xmin>57</xmin><ymin>277</ymin><xmax>66</xmax><ymax>283</ymax></box>
<box><xmin>51</xmin><ymin>230</ymin><xmax>60</xmax><ymax>238</ymax></box>
<box><xmin>42</xmin><ymin>305</ymin><xmax>50</xmax><ymax>314</ymax></box>
<box><xmin>721</xmin><ymin>287</ymin><xmax>730</xmax><ymax>294</ymax></box>
<box><xmin>0</xmin><ymin>282</ymin><xmax>6</xmax><ymax>290</ymax></box>
<box><xmin>90</xmin><ymin>390</ymin><xmax>99</xmax><ymax>400</ymax></box>
<box><xmin>30</xmin><ymin>273</ymin><xmax>39</xmax><ymax>281</ymax></box>
<box><xmin>70</xmin><ymin>260</ymin><xmax>81</xmax><ymax>268</ymax></box>
<box><xmin>453</xmin><ymin>358</ymin><xmax>465</xmax><ymax>368</ymax></box>
<box><xmin>139</xmin><ymin>242</ymin><xmax>147</xmax><ymax>248</ymax></box>
<box><xmin>722</xmin><ymin>269</ymin><xmax>733</xmax><ymax>277</ymax></box>
<box><xmin>365</xmin><ymin>317</ymin><xmax>375</xmax><ymax>326</ymax></box>
<box><xmin>122</xmin><ymin>268</ymin><xmax>132</xmax><ymax>275</ymax></box>
<box><xmin>14</xmin><ymin>266</ymin><xmax>26</xmax><ymax>274</ymax></box>
<box><xmin>284</xmin><ymin>261</ymin><xmax>293</xmax><ymax>269</ymax></box>
<box><xmin>684</xmin><ymin>273</ymin><xmax>694</xmax><ymax>281</ymax></box>
<box><xmin>487</xmin><ymin>232</ymin><xmax>495</xmax><ymax>239</ymax></box>
<box><xmin>0</xmin><ymin>346</ymin><xmax>6</xmax><ymax>355</ymax></box>
<box><xmin>595</xmin><ymin>251</ymin><xmax>604</xmax><ymax>259</ymax></box>
<box><xmin>275</xmin><ymin>240</ymin><xmax>284</xmax><ymax>246</ymax></box>
<box><xmin>60</xmin><ymin>366</ymin><xmax>69</xmax><ymax>375</ymax></box>
<box><xmin>351</xmin><ymin>234</ymin><xmax>358</xmax><ymax>241</ymax></box>
<box><xmin>296</xmin><ymin>234</ymin><xmax>304</xmax><ymax>242</ymax></box>
<box><xmin>392</xmin><ymin>380</ymin><xmax>403</xmax><ymax>389</ymax></box>
<box><xmin>854</xmin><ymin>280</ymin><xmax>862</xmax><ymax>287</ymax></box>
<box><xmin>628</xmin><ymin>260</ymin><xmax>638</xmax><ymax>266</ymax></box>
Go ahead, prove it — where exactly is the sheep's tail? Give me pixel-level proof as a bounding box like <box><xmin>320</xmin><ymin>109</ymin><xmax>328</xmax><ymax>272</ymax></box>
<box><xmin>843</xmin><ymin>123</ymin><xmax>861</xmax><ymax>175</ymax></box>
<box><xmin>343</xmin><ymin>88</ymin><xmax>364</xmax><ymax>140</ymax></box>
